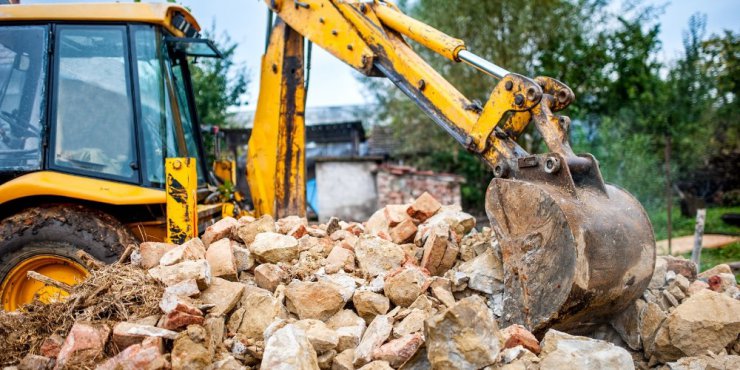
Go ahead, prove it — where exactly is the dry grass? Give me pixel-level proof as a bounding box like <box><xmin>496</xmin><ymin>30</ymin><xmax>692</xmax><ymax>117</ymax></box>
<box><xmin>0</xmin><ymin>263</ymin><xmax>164</xmax><ymax>366</ymax></box>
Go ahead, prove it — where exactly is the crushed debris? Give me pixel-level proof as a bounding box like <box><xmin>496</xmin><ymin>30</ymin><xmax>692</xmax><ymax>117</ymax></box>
<box><xmin>0</xmin><ymin>264</ymin><xmax>163</xmax><ymax>367</ymax></box>
<box><xmin>1</xmin><ymin>191</ymin><xmax>738</xmax><ymax>370</ymax></box>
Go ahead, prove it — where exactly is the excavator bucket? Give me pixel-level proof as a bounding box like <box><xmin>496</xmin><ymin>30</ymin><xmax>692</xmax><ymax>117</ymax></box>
<box><xmin>485</xmin><ymin>153</ymin><xmax>655</xmax><ymax>336</ymax></box>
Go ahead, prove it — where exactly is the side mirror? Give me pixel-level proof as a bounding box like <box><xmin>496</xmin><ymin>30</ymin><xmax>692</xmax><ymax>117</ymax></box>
<box><xmin>165</xmin><ymin>37</ymin><xmax>222</xmax><ymax>58</ymax></box>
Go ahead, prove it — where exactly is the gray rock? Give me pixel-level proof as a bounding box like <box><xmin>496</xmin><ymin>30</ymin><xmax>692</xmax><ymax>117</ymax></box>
<box><xmin>354</xmin><ymin>236</ymin><xmax>405</xmax><ymax>278</ymax></box>
<box><xmin>353</xmin><ymin>315</ymin><xmax>393</xmax><ymax>368</ymax></box>
<box><xmin>610</xmin><ymin>299</ymin><xmax>645</xmax><ymax>350</ymax></box>
<box><xmin>457</xmin><ymin>249</ymin><xmax>503</xmax><ymax>295</ymax></box>
<box><xmin>424</xmin><ymin>295</ymin><xmax>500</xmax><ymax>369</ymax></box>
<box><xmin>249</xmin><ymin>232</ymin><xmax>300</xmax><ymax>264</ymax></box>
<box><xmin>261</xmin><ymin>324</ymin><xmax>320</xmax><ymax>370</ymax></box>
<box><xmin>539</xmin><ymin>330</ymin><xmax>634</xmax><ymax>370</ymax></box>
<box><xmin>294</xmin><ymin>319</ymin><xmax>340</xmax><ymax>353</ymax></box>
<box><xmin>653</xmin><ymin>290</ymin><xmax>740</xmax><ymax>363</ymax></box>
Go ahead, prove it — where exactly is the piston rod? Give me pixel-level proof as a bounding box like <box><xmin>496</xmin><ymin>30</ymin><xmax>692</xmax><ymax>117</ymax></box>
<box><xmin>458</xmin><ymin>50</ymin><xmax>510</xmax><ymax>79</ymax></box>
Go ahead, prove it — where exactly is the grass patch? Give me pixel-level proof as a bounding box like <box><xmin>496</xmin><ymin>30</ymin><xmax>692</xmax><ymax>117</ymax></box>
<box><xmin>650</xmin><ymin>205</ymin><xmax>739</xmax><ymax>277</ymax></box>
<box><xmin>648</xmin><ymin>205</ymin><xmax>740</xmax><ymax>241</ymax></box>
<box><xmin>682</xmin><ymin>241</ymin><xmax>740</xmax><ymax>280</ymax></box>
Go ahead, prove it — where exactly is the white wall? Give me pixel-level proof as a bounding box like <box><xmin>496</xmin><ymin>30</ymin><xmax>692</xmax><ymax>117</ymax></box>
<box><xmin>316</xmin><ymin>161</ymin><xmax>378</xmax><ymax>222</ymax></box>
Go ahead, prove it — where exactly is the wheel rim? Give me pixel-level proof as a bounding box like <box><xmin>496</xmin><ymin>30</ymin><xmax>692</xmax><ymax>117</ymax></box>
<box><xmin>0</xmin><ymin>254</ymin><xmax>89</xmax><ymax>311</ymax></box>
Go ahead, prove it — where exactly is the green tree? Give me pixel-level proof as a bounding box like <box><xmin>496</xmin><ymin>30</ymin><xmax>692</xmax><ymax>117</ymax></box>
<box><xmin>701</xmin><ymin>30</ymin><xmax>739</xmax><ymax>156</ymax></box>
<box><xmin>189</xmin><ymin>28</ymin><xmax>249</xmax><ymax>127</ymax></box>
<box><xmin>584</xmin><ymin>10</ymin><xmax>667</xmax><ymax>207</ymax></box>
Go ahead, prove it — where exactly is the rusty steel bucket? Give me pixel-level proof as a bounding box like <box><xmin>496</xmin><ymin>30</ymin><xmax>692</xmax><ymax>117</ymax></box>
<box><xmin>485</xmin><ymin>153</ymin><xmax>655</xmax><ymax>336</ymax></box>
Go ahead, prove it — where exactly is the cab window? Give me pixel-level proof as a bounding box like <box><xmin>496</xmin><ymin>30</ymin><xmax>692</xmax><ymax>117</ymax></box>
<box><xmin>51</xmin><ymin>25</ymin><xmax>137</xmax><ymax>181</ymax></box>
<box><xmin>171</xmin><ymin>60</ymin><xmax>205</xmax><ymax>185</ymax></box>
<box><xmin>133</xmin><ymin>25</ymin><xmax>180</xmax><ymax>187</ymax></box>
<box><xmin>0</xmin><ymin>25</ymin><xmax>47</xmax><ymax>171</ymax></box>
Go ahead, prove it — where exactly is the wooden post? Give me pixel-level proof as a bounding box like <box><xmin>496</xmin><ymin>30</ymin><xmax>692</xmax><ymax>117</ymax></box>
<box><xmin>665</xmin><ymin>135</ymin><xmax>672</xmax><ymax>255</ymax></box>
<box><xmin>690</xmin><ymin>208</ymin><xmax>706</xmax><ymax>272</ymax></box>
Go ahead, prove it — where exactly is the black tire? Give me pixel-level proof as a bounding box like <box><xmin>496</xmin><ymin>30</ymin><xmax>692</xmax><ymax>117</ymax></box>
<box><xmin>0</xmin><ymin>204</ymin><xmax>136</xmax><ymax>282</ymax></box>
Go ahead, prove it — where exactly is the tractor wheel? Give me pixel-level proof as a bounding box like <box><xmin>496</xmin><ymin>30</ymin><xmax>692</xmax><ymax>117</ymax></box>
<box><xmin>0</xmin><ymin>204</ymin><xmax>136</xmax><ymax>311</ymax></box>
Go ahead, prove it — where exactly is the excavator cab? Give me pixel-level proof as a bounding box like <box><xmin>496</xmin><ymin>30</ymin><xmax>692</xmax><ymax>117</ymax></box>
<box><xmin>0</xmin><ymin>3</ymin><xmax>224</xmax><ymax>310</ymax></box>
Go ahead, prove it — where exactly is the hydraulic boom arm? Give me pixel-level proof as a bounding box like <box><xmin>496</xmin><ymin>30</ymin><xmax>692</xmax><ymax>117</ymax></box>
<box><xmin>248</xmin><ymin>0</ymin><xmax>655</xmax><ymax>335</ymax></box>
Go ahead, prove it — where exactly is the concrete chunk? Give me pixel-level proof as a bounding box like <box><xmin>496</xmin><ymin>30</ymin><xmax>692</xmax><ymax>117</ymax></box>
<box><xmin>353</xmin><ymin>290</ymin><xmax>390</xmax><ymax>325</ymax></box>
<box><xmin>199</xmin><ymin>277</ymin><xmax>244</xmax><ymax>316</ymax></box>
<box><xmin>206</xmin><ymin>238</ymin><xmax>239</xmax><ymax>281</ymax></box>
<box><xmin>424</xmin><ymin>296</ymin><xmax>499</xmax><ymax>369</ymax></box>
<box><xmin>236</xmin><ymin>214</ymin><xmax>276</xmax><ymax>245</ymax></box>
<box><xmin>254</xmin><ymin>263</ymin><xmax>289</xmax><ymax>293</ymax></box>
<box><xmin>250</xmin><ymin>232</ymin><xmax>300</xmax><ymax>264</ymax></box>
<box><xmin>294</xmin><ymin>319</ymin><xmax>340</xmax><ymax>353</ymax></box>
<box><xmin>159</xmin><ymin>238</ymin><xmax>206</xmax><ymax>266</ymax></box>
<box><xmin>112</xmin><ymin>322</ymin><xmax>177</xmax><ymax>350</ymax></box>
<box><xmin>261</xmin><ymin>324</ymin><xmax>320</xmax><ymax>370</ymax></box>
<box><xmin>148</xmin><ymin>260</ymin><xmax>211</xmax><ymax>290</ymax></box>
<box><xmin>285</xmin><ymin>281</ymin><xmax>346</xmax><ymax>321</ymax></box>
<box><xmin>353</xmin><ymin>315</ymin><xmax>393</xmax><ymax>368</ymax></box>
<box><xmin>384</xmin><ymin>266</ymin><xmax>428</xmax><ymax>308</ymax></box>
<box><xmin>237</xmin><ymin>285</ymin><xmax>289</xmax><ymax>339</ymax></box>
<box><xmin>354</xmin><ymin>236</ymin><xmax>405</xmax><ymax>278</ymax></box>
<box><xmin>139</xmin><ymin>242</ymin><xmax>177</xmax><ymax>269</ymax></box>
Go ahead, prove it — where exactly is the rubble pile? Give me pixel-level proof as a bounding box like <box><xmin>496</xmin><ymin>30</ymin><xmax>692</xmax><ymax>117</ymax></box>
<box><xmin>609</xmin><ymin>256</ymin><xmax>740</xmax><ymax>369</ymax></box>
<box><xmin>1</xmin><ymin>191</ymin><xmax>738</xmax><ymax>370</ymax></box>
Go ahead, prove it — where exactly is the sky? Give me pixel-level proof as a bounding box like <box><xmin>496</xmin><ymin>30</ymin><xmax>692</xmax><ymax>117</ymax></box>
<box><xmin>21</xmin><ymin>0</ymin><xmax>740</xmax><ymax>109</ymax></box>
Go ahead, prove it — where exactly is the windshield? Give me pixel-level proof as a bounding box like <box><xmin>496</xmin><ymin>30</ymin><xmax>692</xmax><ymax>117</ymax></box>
<box><xmin>0</xmin><ymin>26</ymin><xmax>47</xmax><ymax>171</ymax></box>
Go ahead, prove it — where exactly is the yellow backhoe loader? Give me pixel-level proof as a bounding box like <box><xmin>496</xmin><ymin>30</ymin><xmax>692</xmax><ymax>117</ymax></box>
<box><xmin>0</xmin><ymin>1</ymin><xmax>654</xmax><ymax>335</ymax></box>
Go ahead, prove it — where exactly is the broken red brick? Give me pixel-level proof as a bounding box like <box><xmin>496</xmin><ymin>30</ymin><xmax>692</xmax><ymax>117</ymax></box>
<box><xmin>201</xmin><ymin>217</ymin><xmax>238</xmax><ymax>248</ymax></box>
<box><xmin>56</xmin><ymin>321</ymin><xmax>111</xmax><ymax>369</ymax></box>
<box><xmin>389</xmin><ymin>218</ymin><xmax>418</xmax><ymax>244</ymax></box>
<box><xmin>501</xmin><ymin>324</ymin><xmax>541</xmax><ymax>355</ymax></box>
<box><xmin>385</xmin><ymin>205</ymin><xmax>412</xmax><ymax>227</ymax></box>
<box><xmin>40</xmin><ymin>334</ymin><xmax>65</xmax><ymax>358</ymax></box>
<box><xmin>407</xmin><ymin>192</ymin><xmax>442</xmax><ymax>222</ymax></box>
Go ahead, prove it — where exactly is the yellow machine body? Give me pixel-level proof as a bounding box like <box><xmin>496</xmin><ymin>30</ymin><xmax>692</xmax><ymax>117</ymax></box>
<box><xmin>0</xmin><ymin>2</ymin><xmax>200</xmax><ymax>37</ymax></box>
<box><xmin>0</xmin><ymin>3</ymin><xmax>212</xmax><ymax>310</ymax></box>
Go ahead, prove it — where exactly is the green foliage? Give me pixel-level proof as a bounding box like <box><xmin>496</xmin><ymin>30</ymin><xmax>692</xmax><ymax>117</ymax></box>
<box><xmin>683</xmin><ymin>242</ymin><xmax>739</xmax><ymax>279</ymax></box>
<box><xmin>649</xmin><ymin>205</ymin><xmax>740</xmax><ymax>241</ymax></box>
<box><xmin>189</xmin><ymin>27</ymin><xmax>249</xmax><ymax>128</ymax></box>
<box><xmin>701</xmin><ymin>31</ymin><xmax>740</xmax><ymax>157</ymax></box>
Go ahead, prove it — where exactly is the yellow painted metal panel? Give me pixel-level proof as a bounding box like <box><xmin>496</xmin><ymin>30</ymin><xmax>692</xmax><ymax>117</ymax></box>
<box><xmin>0</xmin><ymin>171</ymin><xmax>165</xmax><ymax>206</ymax></box>
<box><xmin>0</xmin><ymin>3</ymin><xmax>200</xmax><ymax>37</ymax></box>
<box><xmin>213</xmin><ymin>159</ymin><xmax>237</xmax><ymax>185</ymax></box>
<box><xmin>247</xmin><ymin>31</ymin><xmax>283</xmax><ymax>216</ymax></box>
<box><xmin>263</xmin><ymin>0</ymin><xmax>374</xmax><ymax>74</ymax></box>
<box><xmin>248</xmin><ymin>20</ymin><xmax>307</xmax><ymax>218</ymax></box>
<box><xmin>165</xmin><ymin>158</ymin><xmax>198</xmax><ymax>244</ymax></box>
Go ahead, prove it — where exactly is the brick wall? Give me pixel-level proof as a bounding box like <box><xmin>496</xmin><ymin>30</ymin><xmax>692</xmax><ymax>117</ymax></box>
<box><xmin>375</xmin><ymin>165</ymin><xmax>464</xmax><ymax>207</ymax></box>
